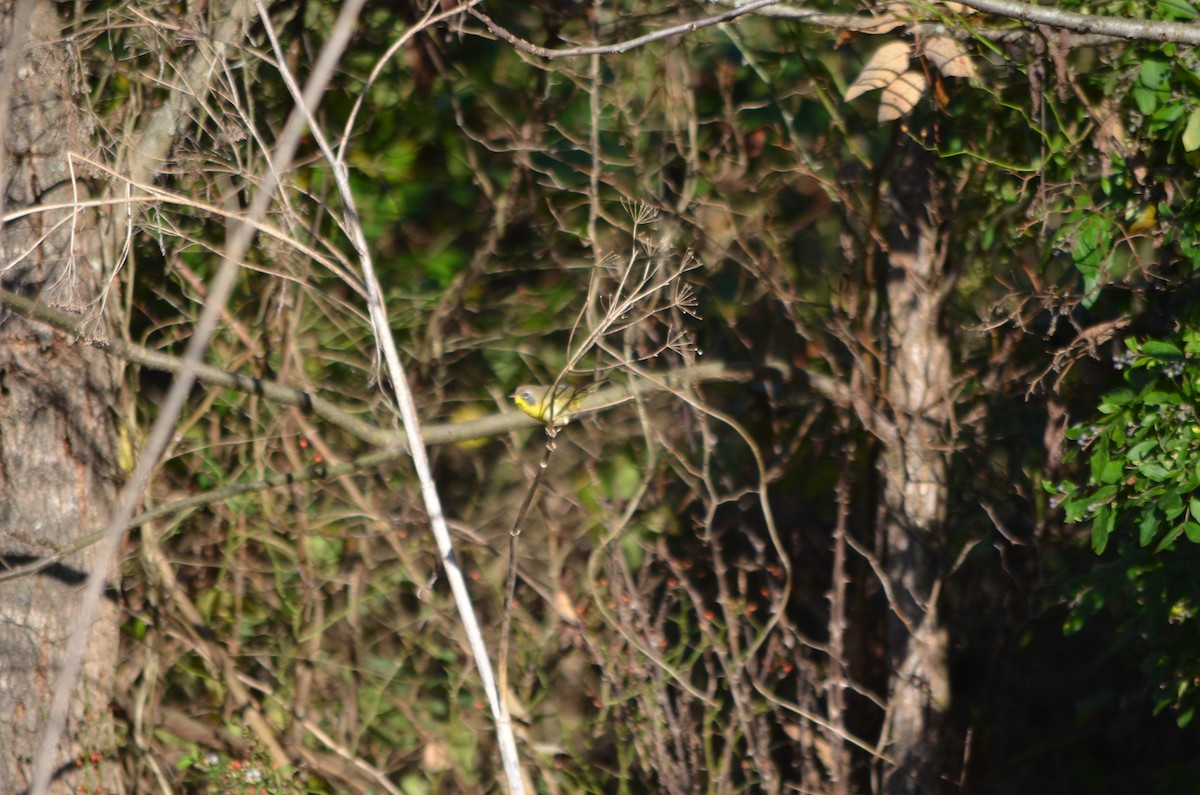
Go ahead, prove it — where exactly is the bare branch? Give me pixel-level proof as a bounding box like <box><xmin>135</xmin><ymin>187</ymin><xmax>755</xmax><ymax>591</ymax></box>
<box><xmin>469</xmin><ymin>0</ymin><xmax>784</xmax><ymax>60</ymax></box>
<box><xmin>951</xmin><ymin>0</ymin><xmax>1200</xmax><ymax>45</ymax></box>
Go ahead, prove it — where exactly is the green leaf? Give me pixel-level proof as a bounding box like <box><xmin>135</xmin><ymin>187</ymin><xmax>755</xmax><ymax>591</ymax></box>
<box><xmin>1141</xmin><ymin>340</ymin><xmax>1184</xmax><ymax>358</ymax></box>
<box><xmin>1099</xmin><ymin>459</ymin><xmax>1125</xmax><ymax>484</ymax></box>
<box><xmin>1185</xmin><ymin>108</ymin><xmax>1200</xmax><ymax>151</ymax></box>
<box><xmin>1159</xmin><ymin>0</ymin><xmax>1199</xmax><ymax>20</ymax></box>
<box><xmin>1100</xmin><ymin>388</ymin><xmax>1136</xmax><ymax>408</ymax></box>
<box><xmin>1090</xmin><ymin>443</ymin><xmax>1109</xmax><ymax>482</ymax></box>
<box><xmin>1138</xmin><ymin>461</ymin><xmax>1172</xmax><ymax>481</ymax></box>
<box><xmin>1140</xmin><ymin>58</ymin><xmax>1172</xmax><ymax>89</ymax></box>
<box><xmin>1134</xmin><ymin>86</ymin><xmax>1159</xmax><ymax>116</ymax></box>
<box><xmin>1092</xmin><ymin>425</ymin><xmax>1114</xmax><ymax>459</ymax></box>
<box><xmin>1156</xmin><ymin>523</ymin><xmax>1186</xmax><ymax>551</ymax></box>
<box><xmin>1185</xmin><ymin>522</ymin><xmax>1200</xmax><ymax>543</ymax></box>
<box><xmin>1092</xmin><ymin>507</ymin><xmax>1116</xmax><ymax>554</ymax></box>
<box><xmin>1140</xmin><ymin>510</ymin><xmax>1161</xmax><ymax>546</ymax></box>
<box><xmin>1066</xmin><ymin>213</ymin><xmax>1112</xmax><ymax>307</ymax></box>
<box><xmin>1163</xmin><ymin>489</ymin><xmax>1185</xmax><ymax>519</ymax></box>
<box><xmin>1064</xmin><ymin>496</ymin><xmax>1093</xmax><ymax>522</ymax></box>
<box><xmin>1143</xmin><ymin>390</ymin><xmax>1178</xmax><ymax>405</ymax></box>
<box><xmin>620</xmin><ymin>531</ymin><xmax>645</xmax><ymax>573</ymax></box>
<box><xmin>1151</xmin><ymin>100</ymin><xmax>1187</xmax><ymax>129</ymax></box>
<box><xmin>1129</xmin><ymin>439</ymin><xmax>1159</xmax><ymax>461</ymax></box>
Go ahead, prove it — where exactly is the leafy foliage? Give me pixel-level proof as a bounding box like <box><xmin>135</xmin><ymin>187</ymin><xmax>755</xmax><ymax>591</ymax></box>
<box><xmin>1055</xmin><ymin>331</ymin><xmax>1200</xmax><ymax>722</ymax></box>
<box><xmin>1057</xmin><ymin>336</ymin><xmax>1198</xmax><ymax>555</ymax></box>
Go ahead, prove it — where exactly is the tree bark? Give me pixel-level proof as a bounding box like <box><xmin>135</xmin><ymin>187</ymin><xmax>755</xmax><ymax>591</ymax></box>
<box><xmin>878</xmin><ymin>143</ymin><xmax>953</xmax><ymax>795</ymax></box>
<box><xmin>0</xmin><ymin>3</ymin><xmax>121</xmax><ymax>792</ymax></box>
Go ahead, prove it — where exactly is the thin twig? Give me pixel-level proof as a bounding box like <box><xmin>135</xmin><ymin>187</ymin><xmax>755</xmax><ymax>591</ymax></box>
<box><xmin>468</xmin><ymin>0</ymin><xmax>783</xmax><ymax>60</ymax></box>
<box><xmin>843</xmin><ymin>530</ymin><xmax>919</xmax><ymax>637</ymax></box>
<box><xmin>497</xmin><ymin>440</ymin><xmax>555</xmax><ymax>746</ymax></box>
<box><xmin>827</xmin><ymin>438</ymin><xmax>854</xmax><ymax>789</ymax></box>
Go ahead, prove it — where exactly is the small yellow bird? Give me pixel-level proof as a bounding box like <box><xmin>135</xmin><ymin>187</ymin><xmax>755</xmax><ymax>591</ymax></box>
<box><xmin>509</xmin><ymin>383</ymin><xmax>599</xmax><ymax>426</ymax></box>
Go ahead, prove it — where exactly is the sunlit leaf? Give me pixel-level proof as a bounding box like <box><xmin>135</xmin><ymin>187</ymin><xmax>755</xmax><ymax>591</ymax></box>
<box><xmin>845</xmin><ymin>41</ymin><xmax>911</xmax><ymax>102</ymax></box>
<box><xmin>879</xmin><ymin>70</ymin><xmax>927</xmax><ymax>122</ymax></box>
<box><xmin>923</xmin><ymin>37</ymin><xmax>977</xmax><ymax>80</ymax></box>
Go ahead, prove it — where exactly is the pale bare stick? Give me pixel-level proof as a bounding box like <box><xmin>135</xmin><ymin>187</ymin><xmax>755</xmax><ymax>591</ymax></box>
<box><xmin>253</xmin><ymin>2</ymin><xmax>527</xmax><ymax>791</ymax></box>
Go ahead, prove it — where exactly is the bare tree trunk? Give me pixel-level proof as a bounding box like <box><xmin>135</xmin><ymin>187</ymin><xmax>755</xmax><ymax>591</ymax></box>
<box><xmin>877</xmin><ymin>143</ymin><xmax>953</xmax><ymax>795</ymax></box>
<box><xmin>0</xmin><ymin>3</ymin><xmax>121</xmax><ymax>791</ymax></box>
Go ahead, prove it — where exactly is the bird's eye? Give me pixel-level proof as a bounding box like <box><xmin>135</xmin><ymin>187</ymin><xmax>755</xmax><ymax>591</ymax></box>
<box><xmin>520</xmin><ymin>390</ymin><xmax>534</xmax><ymax>401</ymax></box>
